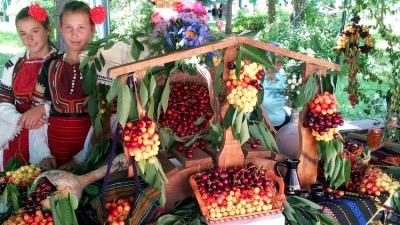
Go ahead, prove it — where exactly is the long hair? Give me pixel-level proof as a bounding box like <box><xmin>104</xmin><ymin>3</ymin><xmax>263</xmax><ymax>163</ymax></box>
<box><xmin>15</xmin><ymin>6</ymin><xmax>55</xmax><ymax>48</ymax></box>
<box><xmin>60</xmin><ymin>1</ymin><xmax>93</xmax><ymax>26</ymax></box>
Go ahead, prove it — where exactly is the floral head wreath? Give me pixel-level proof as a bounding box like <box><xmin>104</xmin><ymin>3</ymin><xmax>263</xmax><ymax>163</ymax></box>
<box><xmin>28</xmin><ymin>3</ymin><xmax>47</xmax><ymax>22</ymax></box>
<box><xmin>90</xmin><ymin>5</ymin><xmax>106</xmax><ymax>24</ymax></box>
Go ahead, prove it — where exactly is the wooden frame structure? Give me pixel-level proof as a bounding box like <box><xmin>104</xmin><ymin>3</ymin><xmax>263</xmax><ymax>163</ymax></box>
<box><xmin>108</xmin><ymin>37</ymin><xmax>341</xmax><ymax>210</ymax></box>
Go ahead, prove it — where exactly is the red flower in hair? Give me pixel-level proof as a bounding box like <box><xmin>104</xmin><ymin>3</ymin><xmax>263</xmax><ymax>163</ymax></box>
<box><xmin>28</xmin><ymin>3</ymin><xmax>47</xmax><ymax>22</ymax></box>
<box><xmin>90</xmin><ymin>5</ymin><xmax>106</xmax><ymax>24</ymax></box>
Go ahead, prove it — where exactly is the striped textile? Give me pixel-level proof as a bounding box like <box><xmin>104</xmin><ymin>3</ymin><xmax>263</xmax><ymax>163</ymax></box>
<box><xmin>48</xmin><ymin>116</ymin><xmax>91</xmax><ymax>165</ymax></box>
<box><xmin>93</xmin><ymin>178</ymin><xmax>162</xmax><ymax>225</ymax></box>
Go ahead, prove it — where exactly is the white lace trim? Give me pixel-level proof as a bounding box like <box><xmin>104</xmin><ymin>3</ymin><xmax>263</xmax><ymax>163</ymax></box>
<box><xmin>0</xmin><ymin>123</ymin><xmax>23</xmax><ymax>150</ymax></box>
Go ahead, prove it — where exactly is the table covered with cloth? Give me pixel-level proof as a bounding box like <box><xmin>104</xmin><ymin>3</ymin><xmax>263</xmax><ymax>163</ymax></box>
<box><xmin>286</xmin><ymin>192</ymin><xmax>392</xmax><ymax>225</ymax></box>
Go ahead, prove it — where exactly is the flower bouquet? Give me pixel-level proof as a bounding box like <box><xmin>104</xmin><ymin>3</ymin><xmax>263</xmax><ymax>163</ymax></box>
<box><xmin>150</xmin><ymin>0</ymin><xmax>213</xmax><ymax>51</ymax></box>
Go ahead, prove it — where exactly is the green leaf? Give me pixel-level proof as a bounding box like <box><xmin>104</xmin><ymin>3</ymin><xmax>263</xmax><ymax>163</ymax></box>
<box><xmin>283</xmin><ymin>202</ymin><xmax>298</xmax><ymax>225</ymax></box>
<box><xmin>184</xmin><ymin>133</ymin><xmax>200</xmax><ymax>148</ymax></box>
<box><xmin>231</xmin><ymin>106</ymin><xmax>239</xmax><ymax>128</ymax></box>
<box><xmin>5</xmin><ymin>158</ymin><xmax>21</xmax><ymax>171</ymax></box>
<box><xmin>87</xmin><ymin>46</ymin><xmax>99</xmax><ymax>57</ymax></box>
<box><xmin>159</xmin><ymin>183</ymin><xmax>166</xmax><ymax>209</ymax></box>
<box><xmin>134</xmin><ymin>38</ymin><xmax>145</xmax><ymax>51</ymax></box>
<box><xmin>149</xmin><ymin>76</ymin><xmax>157</xmax><ymax>98</ymax></box>
<box><xmin>87</xmin><ymin>93</ymin><xmax>98</xmax><ymax>118</ymax></box>
<box><xmin>84</xmin><ymin>184</ymin><xmax>100</xmax><ymax>195</ymax></box>
<box><xmin>235</xmin><ymin>51</ymin><xmax>242</xmax><ymax>80</ymax></box>
<box><xmin>384</xmin><ymin>166</ymin><xmax>400</xmax><ymax>180</ymax></box>
<box><xmin>137</xmin><ymin>160</ymin><xmax>146</xmax><ymax>175</ymax></box>
<box><xmin>156</xmin><ymin>214</ymin><xmax>181</xmax><ymax>225</ymax></box>
<box><xmin>249</xmin><ymin>123</ymin><xmax>266</xmax><ymax>147</ymax></box>
<box><xmin>144</xmin><ymin>163</ymin><xmax>157</xmax><ymax>187</ymax></box>
<box><xmin>292</xmin><ymin>75</ymin><xmax>317</xmax><ymax>108</ymax></box>
<box><xmin>290</xmin><ymin>196</ymin><xmax>322</xmax><ymax>210</ymax></box>
<box><xmin>330</xmin><ymin>155</ymin><xmax>342</xmax><ymax>188</ymax></box>
<box><xmin>49</xmin><ymin>196</ymin><xmax>62</xmax><ymax>225</ymax></box>
<box><xmin>128</xmin><ymin>88</ymin><xmax>139</xmax><ymax>120</ymax></box>
<box><xmin>27</xmin><ymin>178</ymin><xmax>41</xmax><ymax>196</ymax></box>
<box><xmin>188</xmin><ymin>65</ymin><xmax>197</xmax><ymax>76</ymax></box>
<box><xmin>148</xmin><ymin>96</ymin><xmax>155</xmax><ymax>120</ymax></box>
<box><xmin>121</xmin><ymin>37</ymin><xmax>131</xmax><ymax>45</ymax></box>
<box><xmin>82</xmin><ymin>64</ymin><xmax>97</xmax><ymax>95</ymax></box>
<box><xmin>117</xmin><ymin>84</ymin><xmax>132</xmax><ymax>128</ymax></box>
<box><xmin>68</xmin><ymin>193</ymin><xmax>79</xmax><ymax>210</ymax></box>
<box><xmin>60</xmin><ymin>197</ymin><xmax>74</xmax><ymax>225</ymax></box>
<box><xmin>259</xmin><ymin>123</ymin><xmax>279</xmax><ymax>152</ymax></box>
<box><xmin>344</xmin><ymin>158</ymin><xmax>351</xmax><ymax>187</ymax></box>
<box><xmin>235</xmin><ymin>110</ymin><xmax>244</xmax><ymax>133</ymax></box>
<box><xmin>94</xmin><ymin>113</ymin><xmax>102</xmax><ymax>135</ymax></box>
<box><xmin>223</xmin><ymin>105</ymin><xmax>235</xmax><ymax>129</ymax></box>
<box><xmin>205</xmin><ymin>55</ymin><xmax>214</xmax><ymax>68</ymax></box>
<box><xmin>293</xmin><ymin>210</ymin><xmax>307</xmax><ymax>225</ymax></box>
<box><xmin>140</xmin><ymin>80</ymin><xmax>149</xmax><ymax>109</ymax></box>
<box><xmin>3</xmin><ymin>185</ymin><xmax>9</xmax><ymax>207</ymax></box>
<box><xmin>131</xmin><ymin>40</ymin><xmax>139</xmax><ymax>61</ymax></box>
<box><xmin>240</xmin><ymin>45</ymin><xmax>274</xmax><ymax>70</ymax></box>
<box><xmin>161</xmin><ymin>78</ymin><xmax>170</xmax><ymax>113</ymax></box>
<box><xmin>106</xmin><ymin>76</ymin><xmax>121</xmax><ymax>103</ymax></box>
<box><xmin>214</xmin><ymin>60</ymin><xmax>224</xmax><ymax>97</ymax></box>
<box><xmin>194</xmin><ymin>116</ymin><xmax>204</xmax><ymax>126</ymax></box>
<box><xmin>188</xmin><ymin>218</ymin><xmax>201</xmax><ymax>225</ymax></box>
<box><xmin>103</xmin><ymin>41</ymin><xmax>115</xmax><ymax>50</ymax></box>
<box><xmin>317</xmin><ymin>213</ymin><xmax>340</xmax><ymax>225</ymax></box>
<box><xmin>239</xmin><ymin>119</ymin><xmax>250</xmax><ymax>145</ymax></box>
<box><xmin>99</xmin><ymin>52</ymin><xmax>105</xmax><ymax>66</ymax></box>
<box><xmin>94</xmin><ymin>58</ymin><xmax>102</xmax><ymax>72</ymax></box>
<box><xmin>159</xmin><ymin>128</ymin><xmax>171</xmax><ymax>150</ymax></box>
<box><xmin>257</xmin><ymin>89</ymin><xmax>264</xmax><ymax>105</ymax></box>
<box><xmin>79</xmin><ymin>56</ymin><xmax>91</xmax><ymax>70</ymax></box>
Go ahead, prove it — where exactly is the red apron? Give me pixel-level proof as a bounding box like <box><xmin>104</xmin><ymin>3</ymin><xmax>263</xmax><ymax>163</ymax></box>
<box><xmin>3</xmin><ymin>103</ymin><xmax>31</xmax><ymax>166</ymax></box>
<box><xmin>48</xmin><ymin>116</ymin><xmax>91</xmax><ymax>166</ymax></box>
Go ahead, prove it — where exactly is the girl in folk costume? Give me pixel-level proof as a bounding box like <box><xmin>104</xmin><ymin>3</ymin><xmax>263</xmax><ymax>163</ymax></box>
<box><xmin>28</xmin><ymin>1</ymin><xmax>107</xmax><ymax>171</ymax></box>
<box><xmin>0</xmin><ymin>4</ymin><xmax>58</xmax><ymax>170</ymax></box>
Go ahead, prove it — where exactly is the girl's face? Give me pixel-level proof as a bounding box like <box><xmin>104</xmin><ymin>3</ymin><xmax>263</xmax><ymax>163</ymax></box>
<box><xmin>60</xmin><ymin>12</ymin><xmax>94</xmax><ymax>54</ymax></box>
<box><xmin>17</xmin><ymin>17</ymin><xmax>50</xmax><ymax>59</ymax></box>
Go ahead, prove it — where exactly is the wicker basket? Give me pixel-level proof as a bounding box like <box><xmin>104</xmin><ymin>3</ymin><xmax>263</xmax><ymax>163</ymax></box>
<box><xmin>156</xmin><ymin>64</ymin><xmax>227</xmax><ymax>142</ymax></box>
<box><xmin>189</xmin><ymin>169</ymin><xmax>286</xmax><ymax>223</ymax></box>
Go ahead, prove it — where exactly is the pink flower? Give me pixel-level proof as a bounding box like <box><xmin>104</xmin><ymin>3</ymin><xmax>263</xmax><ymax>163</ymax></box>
<box><xmin>216</xmin><ymin>19</ymin><xmax>224</xmax><ymax>31</ymax></box>
<box><xmin>193</xmin><ymin>2</ymin><xmax>207</xmax><ymax>18</ymax></box>
<box><xmin>181</xmin><ymin>0</ymin><xmax>195</xmax><ymax>11</ymax></box>
<box><xmin>90</xmin><ymin>5</ymin><xmax>106</xmax><ymax>24</ymax></box>
<box><xmin>151</xmin><ymin>12</ymin><xmax>163</xmax><ymax>24</ymax></box>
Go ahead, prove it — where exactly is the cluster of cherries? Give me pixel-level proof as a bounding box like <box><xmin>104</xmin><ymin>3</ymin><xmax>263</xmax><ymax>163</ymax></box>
<box><xmin>303</xmin><ymin>92</ymin><xmax>344</xmax><ymax>142</ymax></box>
<box><xmin>192</xmin><ymin>164</ymin><xmax>275</xmax><ymax>219</ymax></box>
<box><xmin>342</xmin><ymin>140</ymin><xmax>365</xmax><ymax>163</ymax></box>
<box><xmin>176</xmin><ymin>139</ymin><xmax>208</xmax><ymax>158</ymax></box>
<box><xmin>246</xmin><ymin>138</ymin><xmax>262</xmax><ymax>149</ymax></box>
<box><xmin>159</xmin><ymin>82</ymin><xmax>214</xmax><ymax>138</ymax></box>
<box><xmin>0</xmin><ymin>164</ymin><xmax>42</xmax><ymax>193</ymax></box>
<box><xmin>105</xmin><ymin>197</ymin><xmax>134</xmax><ymax>225</ymax></box>
<box><xmin>347</xmin><ymin>166</ymin><xmax>399</xmax><ymax>196</ymax></box>
<box><xmin>121</xmin><ymin>116</ymin><xmax>160</xmax><ymax>164</ymax></box>
<box><xmin>3</xmin><ymin>177</ymin><xmax>55</xmax><ymax>225</ymax></box>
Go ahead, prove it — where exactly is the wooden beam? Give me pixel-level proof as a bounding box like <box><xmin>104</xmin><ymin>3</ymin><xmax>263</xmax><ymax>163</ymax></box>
<box><xmin>107</xmin><ymin>37</ymin><xmax>341</xmax><ymax>78</ymax></box>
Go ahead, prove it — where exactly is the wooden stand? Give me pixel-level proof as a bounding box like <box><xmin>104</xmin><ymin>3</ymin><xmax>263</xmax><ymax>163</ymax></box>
<box><xmin>108</xmin><ymin>37</ymin><xmax>341</xmax><ymax>210</ymax></box>
<box><xmin>348</xmin><ymin>132</ymin><xmax>400</xmax><ymax>151</ymax></box>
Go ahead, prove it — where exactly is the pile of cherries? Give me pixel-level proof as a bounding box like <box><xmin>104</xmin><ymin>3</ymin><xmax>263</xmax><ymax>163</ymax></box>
<box><xmin>159</xmin><ymin>82</ymin><xmax>214</xmax><ymax>137</ymax></box>
<box><xmin>3</xmin><ymin>177</ymin><xmax>55</xmax><ymax>225</ymax></box>
<box><xmin>106</xmin><ymin>196</ymin><xmax>134</xmax><ymax>225</ymax></box>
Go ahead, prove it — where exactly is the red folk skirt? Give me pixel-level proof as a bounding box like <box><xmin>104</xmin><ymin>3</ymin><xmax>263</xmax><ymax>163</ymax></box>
<box><xmin>3</xmin><ymin>104</ymin><xmax>31</xmax><ymax>166</ymax></box>
<box><xmin>48</xmin><ymin>116</ymin><xmax>91</xmax><ymax>166</ymax></box>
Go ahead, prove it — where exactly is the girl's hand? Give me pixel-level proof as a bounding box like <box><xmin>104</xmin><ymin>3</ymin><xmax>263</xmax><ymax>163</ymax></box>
<box><xmin>39</xmin><ymin>157</ymin><xmax>57</xmax><ymax>170</ymax></box>
<box><xmin>19</xmin><ymin>105</ymin><xmax>49</xmax><ymax>130</ymax></box>
<box><xmin>58</xmin><ymin>159</ymin><xmax>81</xmax><ymax>171</ymax></box>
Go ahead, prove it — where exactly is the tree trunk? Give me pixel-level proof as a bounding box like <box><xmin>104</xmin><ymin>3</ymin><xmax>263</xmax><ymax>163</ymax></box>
<box><xmin>268</xmin><ymin>0</ymin><xmax>276</xmax><ymax>24</ymax></box>
<box><xmin>290</xmin><ymin>0</ymin><xmax>305</xmax><ymax>27</ymax></box>
<box><xmin>55</xmin><ymin>0</ymin><xmax>73</xmax><ymax>52</ymax></box>
<box><xmin>225</xmin><ymin>0</ymin><xmax>233</xmax><ymax>35</ymax></box>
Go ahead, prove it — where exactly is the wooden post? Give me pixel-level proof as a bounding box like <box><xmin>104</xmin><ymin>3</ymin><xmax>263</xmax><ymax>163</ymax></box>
<box><xmin>297</xmin><ymin>63</ymin><xmax>327</xmax><ymax>191</ymax></box>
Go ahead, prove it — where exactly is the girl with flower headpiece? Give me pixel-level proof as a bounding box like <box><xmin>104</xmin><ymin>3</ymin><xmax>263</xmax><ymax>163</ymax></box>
<box><xmin>25</xmin><ymin>1</ymin><xmax>107</xmax><ymax>171</ymax></box>
<box><xmin>0</xmin><ymin>4</ymin><xmax>58</xmax><ymax>170</ymax></box>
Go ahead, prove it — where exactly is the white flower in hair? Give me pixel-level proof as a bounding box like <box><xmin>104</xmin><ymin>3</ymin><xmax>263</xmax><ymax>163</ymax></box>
<box><xmin>291</xmin><ymin>84</ymin><xmax>295</xmax><ymax>89</ymax></box>
<box><xmin>291</xmin><ymin>78</ymin><xmax>296</xmax><ymax>84</ymax></box>
<box><xmin>287</xmin><ymin>79</ymin><xmax>292</xmax><ymax>84</ymax></box>
<box><xmin>296</xmin><ymin>90</ymin><xmax>300</xmax><ymax>94</ymax></box>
